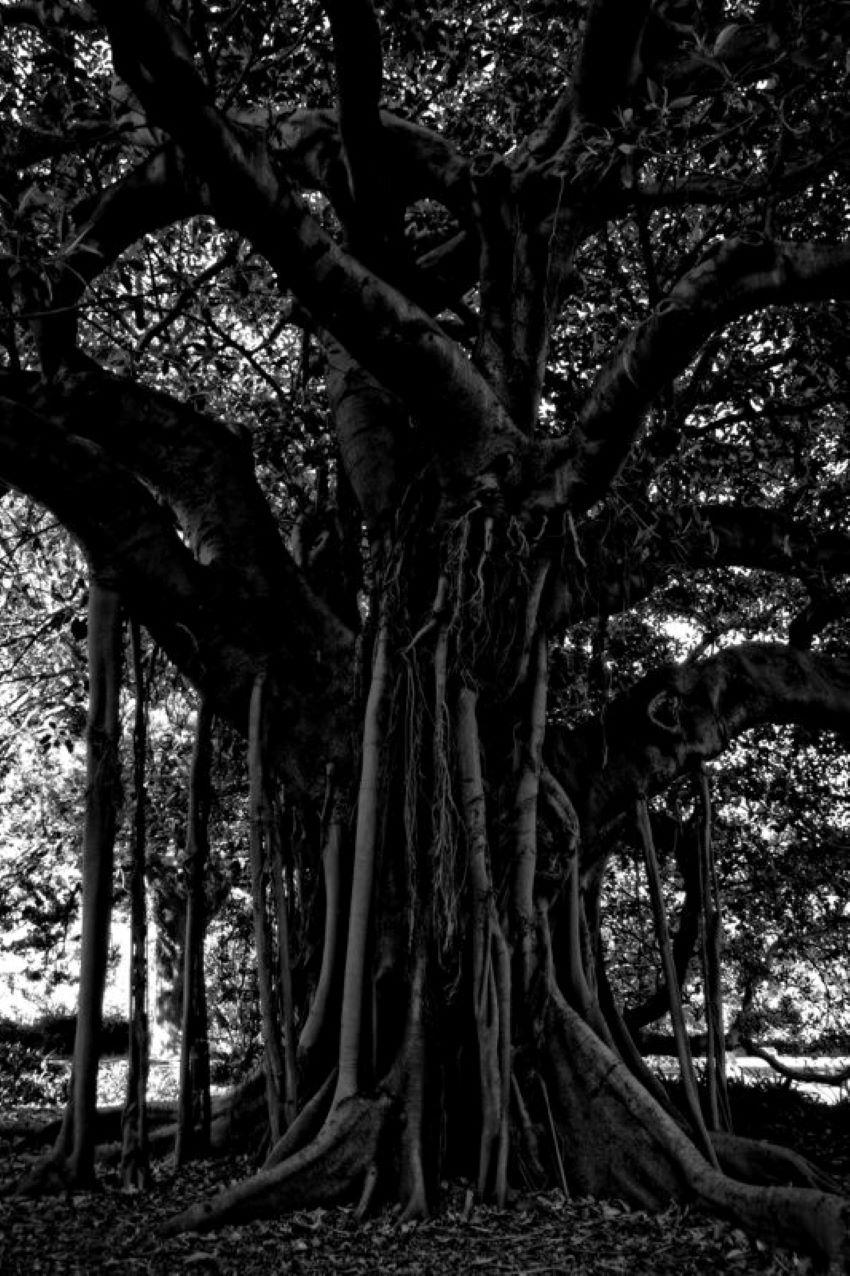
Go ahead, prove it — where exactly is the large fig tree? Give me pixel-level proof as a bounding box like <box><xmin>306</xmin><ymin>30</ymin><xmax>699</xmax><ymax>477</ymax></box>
<box><xmin>3</xmin><ymin>0</ymin><xmax>850</xmax><ymax>1262</ymax></box>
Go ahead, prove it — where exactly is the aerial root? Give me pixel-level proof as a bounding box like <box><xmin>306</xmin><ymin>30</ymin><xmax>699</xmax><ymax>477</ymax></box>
<box><xmin>160</xmin><ymin>1092</ymin><xmax>394</xmax><ymax>1236</ymax></box>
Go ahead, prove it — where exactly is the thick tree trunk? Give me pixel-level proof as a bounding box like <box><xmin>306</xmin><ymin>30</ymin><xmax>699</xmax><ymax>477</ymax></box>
<box><xmin>154</xmin><ymin>533</ymin><xmax>850</xmax><ymax>1266</ymax></box>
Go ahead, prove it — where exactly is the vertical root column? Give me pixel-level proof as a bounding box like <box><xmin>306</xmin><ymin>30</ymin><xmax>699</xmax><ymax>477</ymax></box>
<box><xmin>696</xmin><ymin>766</ymin><xmax>731</xmax><ymax>1132</ymax></box>
<box><xmin>456</xmin><ymin>687</ymin><xmax>511</xmax><ymax>1205</ymax></box>
<box><xmin>635</xmin><ymin>797</ymin><xmax>718</xmax><ymax>1167</ymax></box>
<box><xmin>248</xmin><ymin>672</ymin><xmax>288</xmax><ymax>1142</ymax></box>
<box><xmin>298</xmin><ymin>767</ymin><xmax>345</xmax><ymax>1077</ymax></box>
<box><xmin>335</xmin><ymin>607</ymin><xmax>390</xmax><ymax>1104</ymax></box>
<box><xmin>176</xmin><ymin>694</ymin><xmax>213</xmax><ymax>1165</ymax></box>
<box><xmin>122</xmin><ymin>620</ymin><xmax>150</xmax><ymax>1188</ymax></box>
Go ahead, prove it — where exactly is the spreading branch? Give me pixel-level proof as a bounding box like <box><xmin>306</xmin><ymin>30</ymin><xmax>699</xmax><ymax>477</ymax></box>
<box><xmin>549</xmin><ymin>642</ymin><xmax>850</xmax><ymax>853</ymax></box>
<box><xmin>529</xmin><ymin>236</ymin><xmax>850</xmax><ymax>516</ymax></box>
<box><xmin>88</xmin><ymin>0</ymin><xmax>520</xmax><ymax>488</ymax></box>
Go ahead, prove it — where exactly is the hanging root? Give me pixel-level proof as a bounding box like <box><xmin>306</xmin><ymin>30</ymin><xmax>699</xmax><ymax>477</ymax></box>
<box><xmin>542</xmin><ymin>990</ymin><xmax>850</xmax><ymax>1265</ymax></box>
<box><xmin>161</xmin><ymin>1092</ymin><xmax>394</xmax><ymax>1236</ymax></box>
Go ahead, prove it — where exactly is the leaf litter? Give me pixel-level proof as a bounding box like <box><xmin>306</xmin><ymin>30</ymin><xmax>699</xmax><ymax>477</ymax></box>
<box><xmin>0</xmin><ymin>1149</ymin><xmax>823</xmax><ymax>1276</ymax></box>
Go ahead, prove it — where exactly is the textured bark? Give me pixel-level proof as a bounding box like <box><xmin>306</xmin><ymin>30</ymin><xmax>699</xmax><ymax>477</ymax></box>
<box><xmin>62</xmin><ymin>579</ymin><xmax>123</xmax><ymax>1186</ymax></box>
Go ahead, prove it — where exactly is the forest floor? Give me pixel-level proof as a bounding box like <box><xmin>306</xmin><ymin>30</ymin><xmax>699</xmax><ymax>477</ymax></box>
<box><xmin>1</xmin><ymin>1073</ymin><xmax>848</xmax><ymax>1274</ymax></box>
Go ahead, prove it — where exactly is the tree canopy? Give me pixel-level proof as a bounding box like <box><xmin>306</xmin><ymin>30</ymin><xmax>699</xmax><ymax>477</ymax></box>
<box><xmin>3</xmin><ymin>0</ymin><xmax>850</xmax><ymax>1265</ymax></box>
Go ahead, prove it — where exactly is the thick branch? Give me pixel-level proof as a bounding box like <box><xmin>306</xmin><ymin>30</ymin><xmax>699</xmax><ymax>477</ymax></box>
<box><xmin>549</xmin><ymin>503</ymin><xmax>850</xmax><ymax>632</ymax></box>
<box><xmin>549</xmin><ymin>642</ymin><xmax>850</xmax><ymax>855</ymax></box>
<box><xmin>0</xmin><ymin>393</ymin><xmax>353</xmax><ymax>782</ymax></box>
<box><xmin>529</xmin><ymin>237</ymin><xmax>850</xmax><ymax>516</ymax></box>
<box><xmin>271</xmin><ymin>109</ymin><xmax>473</xmax><ymax>220</ymax></box>
<box><xmin>90</xmin><ymin>0</ymin><xmax>522</xmax><ymax>486</ymax></box>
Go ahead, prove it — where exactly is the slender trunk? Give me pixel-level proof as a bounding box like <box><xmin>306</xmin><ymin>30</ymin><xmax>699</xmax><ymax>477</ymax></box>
<box><xmin>62</xmin><ymin>578</ymin><xmax>123</xmax><ymax>1184</ymax></box>
<box><xmin>335</xmin><ymin>606</ymin><xmax>390</xmax><ymax>1103</ymax></box>
<box><xmin>697</xmin><ymin>767</ymin><xmax>731</xmax><ymax>1131</ymax></box>
<box><xmin>248</xmin><ymin>672</ymin><xmax>287</xmax><ymax>1140</ymax></box>
<box><xmin>121</xmin><ymin>621</ymin><xmax>150</xmax><ymax>1188</ymax></box>
<box><xmin>176</xmin><ymin>697</ymin><xmax>213</xmax><ymax>1164</ymax></box>
<box><xmin>456</xmin><ymin>686</ymin><xmax>510</xmax><ymax>1203</ymax></box>
<box><xmin>635</xmin><ymin>798</ymin><xmax>718</xmax><ymax>1168</ymax></box>
<box><xmin>298</xmin><ymin>767</ymin><xmax>345</xmax><ymax>1076</ymax></box>
<box><xmin>269</xmin><ymin>795</ymin><xmax>298</xmax><ymax>1128</ymax></box>
<box><xmin>511</xmin><ymin>629</ymin><xmax>547</xmax><ymax>993</ymax></box>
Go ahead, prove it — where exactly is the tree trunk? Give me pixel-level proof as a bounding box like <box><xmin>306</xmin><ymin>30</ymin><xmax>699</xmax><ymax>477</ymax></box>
<box><xmin>175</xmin><ymin>696</ymin><xmax>213</xmax><ymax>1165</ymax></box>
<box><xmin>248</xmin><ymin>672</ymin><xmax>287</xmax><ymax>1142</ymax></box>
<box><xmin>155</xmin><ymin>523</ymin><xmax>850</xmax><ymax>1266</ymax></box>
<box><xmin>57</xmin><ymin>578</ymin><xmax>123</xmax><ymax>1187</ymax></box>
<box><xmin>121</xmin><ymin>620</ymin><xmax>150</xmax><ymax>1189</ymax></box>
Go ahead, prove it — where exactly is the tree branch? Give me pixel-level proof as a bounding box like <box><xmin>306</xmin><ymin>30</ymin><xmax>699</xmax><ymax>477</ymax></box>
<box><xmin>549</xmin><ymin>642</ymin><xmax>850</xmax><ymax>855</ymax></box>
<box><xmin>549</xmin><ymin>503</ymin><xmax>850</xmax><ymax>633</ymax></box>
<box><xmin>528</xmin><ymin>236</ymin><xmax>850</xmax><ymax>516</ymax></box>
<box><xmin>0</xmin><ymin>388</ymin><xmax>354</xmax><ymax>787</ymax></box>
<box><xmin>90</xmin><ymin>0</ymin><xmax>523</xmax><ymax>487</ymax></box>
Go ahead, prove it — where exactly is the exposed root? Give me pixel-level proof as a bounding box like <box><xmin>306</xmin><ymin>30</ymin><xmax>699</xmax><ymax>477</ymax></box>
<box><xmin>263</xmin><ymin>1069</ymin><xmax>336</xmax><ymax>1170</ymax></box>
<box><xmin>354</xmin><ymin>1162</ymin><xmax>379</xmax><ymax>1220</ymax></box>
<box><xmin>161</xmin><ymin>1092</ymin><xmax>394</xmax><ymax>1235</ymax></box>
<box><xmin>544</xmin><ymin>991</ymin><xmax>850</xmax><ymax>1264</ymax></box>
<box><xmin>711</xmin><ymin>1131</ymin><xmax>844</xmax><ymax>1194</ymax></box>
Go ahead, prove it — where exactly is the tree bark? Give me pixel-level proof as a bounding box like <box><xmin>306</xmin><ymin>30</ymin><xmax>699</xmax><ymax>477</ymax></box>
<box><xmin>175</xmin><ymin>696</ymin><xmax>213</xmax><ymax>1164</ymax></box>
<box><xmin>121</xmin><ymin>620</ymin><xmax>150</xmax><ymax>1189</ymax></box>
<box><xmin>60</xmin><ymin>578</ymin><xmax>123</xmax><ymax>1186</ymax></box>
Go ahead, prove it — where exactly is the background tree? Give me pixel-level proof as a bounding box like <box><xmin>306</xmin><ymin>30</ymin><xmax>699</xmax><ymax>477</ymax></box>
<box><xmin>2</xmin><ymin>0</ymin><xmax>850</xmax><ymax>1263</ymax></box>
